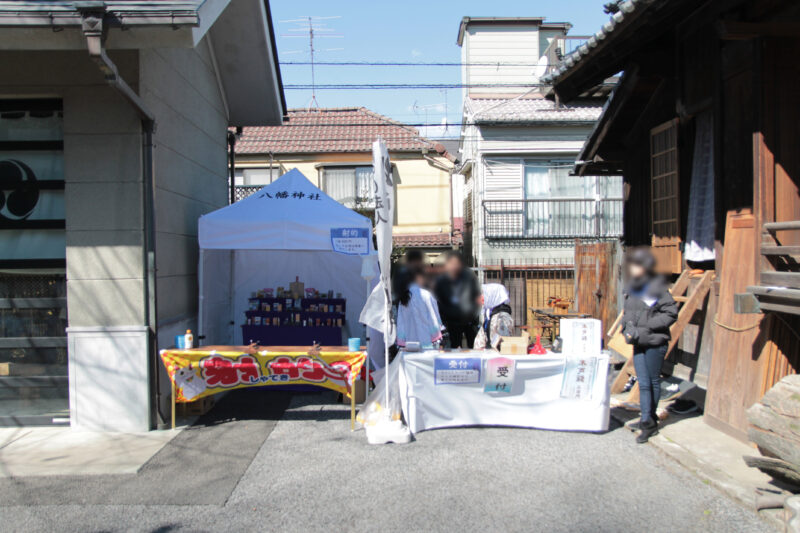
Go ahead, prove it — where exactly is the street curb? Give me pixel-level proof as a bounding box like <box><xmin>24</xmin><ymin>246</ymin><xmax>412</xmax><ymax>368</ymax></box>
<box><xmin>610</xmin><ymin>411</ymin><xmax>784</xmax><ymax>531</ymax></box>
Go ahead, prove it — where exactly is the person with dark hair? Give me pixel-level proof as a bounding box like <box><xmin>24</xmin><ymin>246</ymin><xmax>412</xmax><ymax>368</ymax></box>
<box><xmin>434</xmin><ymin>251</ymin><xmax>481</xmax><ymax>348</ymax></box>
<box><xmin>395</xmin><ymin>264</ymin><xmax>443</xmax><ymax>349</ymax></box>
<box><xmin>404</xmin><ymin>249</ymin><xmax>424</xmax><ymax>264</ymax></box>
<box><xmin>622</xmin><ymin>247</ymin><xmax>678</xmax><ymax>443</ymax></box>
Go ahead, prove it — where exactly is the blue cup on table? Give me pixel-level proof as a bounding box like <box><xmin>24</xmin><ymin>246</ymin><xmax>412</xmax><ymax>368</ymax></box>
<box><xmin>347</xmin><ymin>337</ymin><xmax>361</xmax><ymax>352</ymax></box>
<box><xmin>174</xmin><ymin>334</ymin><xmax>186</xmax><ymax>349</ymax></box>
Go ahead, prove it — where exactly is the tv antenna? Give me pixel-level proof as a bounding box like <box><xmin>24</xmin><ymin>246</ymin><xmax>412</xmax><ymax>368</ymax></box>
<box><xmin>281</xmin><ymin>16</ymin><xmax>343</xmax><ymax>109</ymax></box>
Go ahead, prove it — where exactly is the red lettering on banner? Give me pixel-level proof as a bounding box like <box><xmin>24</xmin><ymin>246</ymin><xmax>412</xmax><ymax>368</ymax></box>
<box><xmin>268</xmin><ymin>356</ymin><xmax>301</xmax><ymax>379</ymax></box>
<box><xmin>298</xmin><ymin>357</ymin><xmax>327</xmax><ymax>382</ymax></box>
<box><xmin>201</xmin><ymin>355</ymin><xmax>262</xmax><ymax>387</ymax></box>
<box><xmin>237</xmin><ymin>356</ymin><xmax>260</xmax><ymax>383</ymax></box>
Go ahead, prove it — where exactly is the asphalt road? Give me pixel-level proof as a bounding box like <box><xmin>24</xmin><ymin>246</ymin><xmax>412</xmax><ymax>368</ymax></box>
<box><xmin>0</xmin><ymin>390</ymin><xmax>772</xmax><ymax>533</ymax></box>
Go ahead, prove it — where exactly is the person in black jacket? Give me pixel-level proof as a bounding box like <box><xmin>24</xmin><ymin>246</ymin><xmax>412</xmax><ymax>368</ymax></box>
<box><xmin>434</xmin><ymin>251</ymin><xmax>481</xmax><ymax>348</ymax></box>
<box><xmin>622</xmin><ymin>248</ymin><xmax>678</xmax><ymax>443</ymax></box>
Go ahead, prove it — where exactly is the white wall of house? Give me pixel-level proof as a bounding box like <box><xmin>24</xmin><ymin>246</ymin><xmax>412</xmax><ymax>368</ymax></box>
<box><xmin>463</xmin><ymin>23</ymin><xmax>546</xmax><ymax>96</ymax></box>
<box><xmin>465</xmin><ymin>123</ymin><xmax>597</xmax><ymax>267</ymax></box>
<box><xmin>140</xmin><ymin>36</ymin><xmax>230</xmax><ymax>424</ymax></box>
<box><xmin>0</xmin><ymin>42</ymin><xmax>230</xmax><ymax>431</ymax></box>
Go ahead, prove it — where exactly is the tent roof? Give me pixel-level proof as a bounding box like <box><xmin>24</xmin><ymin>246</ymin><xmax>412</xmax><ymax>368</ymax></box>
<box><xmin>199</xmin><ymin>169</ymin><xmax>372</xmax><ymax>251</ymax></box>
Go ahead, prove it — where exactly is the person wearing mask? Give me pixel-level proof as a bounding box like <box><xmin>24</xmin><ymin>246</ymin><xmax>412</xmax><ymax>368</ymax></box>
<box><xmin>434</xmin><ymin>251</ymin><xmax>481</xmax><ymax>348</ymax></box>
<box><xmin>474</xmin><ymin>283</ymin><xmax>515</xmax><ymax>350</ymax></box>
<box><xmin>622</xmin><ymin>247</ymin><xmax>678</xmax><ymax>443</ymax></box>
<box><xmin>395</xmin><ymin>265</ymin><xmax>443</xmax><ymax>349</ymax></box>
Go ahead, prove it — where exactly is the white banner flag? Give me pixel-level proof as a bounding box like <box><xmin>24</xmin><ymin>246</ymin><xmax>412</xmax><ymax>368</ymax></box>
<box><xmin>371</xmin><ymin>139</ymin><xmax>394</xmax><ymax>346</ymax></box>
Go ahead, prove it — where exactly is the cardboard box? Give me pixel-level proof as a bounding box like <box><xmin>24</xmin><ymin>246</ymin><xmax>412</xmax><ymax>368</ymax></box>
<box><xmin>177</xmin><ymin>395</ymin><xmax>216</xmax><ymax>417</ymax></box>
<box><xmin>499</xmin><ymin>331</ymin><xmax>530</xmax><ymax>355</ymax></box>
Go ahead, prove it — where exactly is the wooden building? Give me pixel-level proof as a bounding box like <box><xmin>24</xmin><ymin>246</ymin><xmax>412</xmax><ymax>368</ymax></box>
<box><xmin>546</xmin><ymin>0</ymin><xmax>800</xmax><ymax>440</ymax></box>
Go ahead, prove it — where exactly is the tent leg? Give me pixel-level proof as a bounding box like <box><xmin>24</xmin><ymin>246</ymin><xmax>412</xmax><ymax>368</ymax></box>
<box><xmin>171</xmin><ymin>379</ymin><xmax>176</xmax><ymax>430</ymax></box>
<box><xmin>198</xmin><ymin>248</ymin><xmax>204</xmax><ymax>346</ymax></box>
<box><xmin>350</xmin><ymin>380</ymin><xmax>356</xmax><ymax>431</ymax></box>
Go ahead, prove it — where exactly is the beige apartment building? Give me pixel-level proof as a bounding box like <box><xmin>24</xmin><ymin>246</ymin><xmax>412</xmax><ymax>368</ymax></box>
<box><xmin>234</xmin><ymin>107</ymin><xmax>460</xmax><ymax>259</ymax></box>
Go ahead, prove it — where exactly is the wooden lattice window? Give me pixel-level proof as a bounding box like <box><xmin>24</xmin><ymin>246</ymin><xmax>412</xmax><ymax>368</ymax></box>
<box><xmin>650</xmin><ymin>118</ymin><xmax>683</xmax><ymax>273</ymax></box>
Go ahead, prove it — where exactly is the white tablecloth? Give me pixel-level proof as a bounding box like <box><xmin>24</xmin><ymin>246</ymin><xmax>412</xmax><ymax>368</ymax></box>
<box><xmin>398</xmin><ymin>350</ymin><xmax>610</xmax><ymax>434</ymax></box>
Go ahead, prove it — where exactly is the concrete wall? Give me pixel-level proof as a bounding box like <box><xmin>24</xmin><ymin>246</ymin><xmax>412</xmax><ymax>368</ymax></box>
<box><xmin>0</xmin><ymin>43</ymin><xmax>229</xmax><ymax>430</ymax></box>
<box><xmin>0</xmin><ymin>49</ymin><xmax>152</xmax><ymax>430</ymax></box>
<box><xmin>139</xmin><ymin>37</ymin><xmax>229</xmax><ymax>349</ymax></box>
<box><xmin>138</xmin><ymin>38</ymin><xmax>229</xmax><ymax>425</ymax></box>
<box><xmin>0</xmin><ymin>50</ymin><xmax>146</xmax><ymax>327</ymax></box>
<box><xmin>236</xmin><ymin>152</ymin><xmax>453</xmax><ymax>236</ymax></box>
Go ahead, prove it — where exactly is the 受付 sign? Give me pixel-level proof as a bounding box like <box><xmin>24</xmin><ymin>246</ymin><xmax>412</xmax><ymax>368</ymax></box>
<box><xmin>434</xmin><ymin>356</ymin><xmax>481</xmax><ymax>385</ymax></box>
<box><xmin>484</xmin><ymin>356</ymin><xmax>515</xmax><ymax>394</ymax></box>
<box><xmin>330</xmin><ymin>227</ymin><xmax>369</xmax><ymax>255</ymax></box>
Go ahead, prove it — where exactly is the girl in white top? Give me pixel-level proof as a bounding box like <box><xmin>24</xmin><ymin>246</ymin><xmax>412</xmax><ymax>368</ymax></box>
<box><xmin>395</xmin><ymin>267</ymin><xmax>443</xmax><ymax>349</ymax></box>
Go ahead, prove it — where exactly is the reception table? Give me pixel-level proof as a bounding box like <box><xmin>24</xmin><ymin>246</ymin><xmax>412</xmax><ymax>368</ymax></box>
<box><xmin>397</xmin><ymin>350</ymin><xmax>610</xmax><ymax>434</ymax></box>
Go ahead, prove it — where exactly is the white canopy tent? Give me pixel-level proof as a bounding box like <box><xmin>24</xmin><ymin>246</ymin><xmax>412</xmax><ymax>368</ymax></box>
<box><xmin>197</xmin><ymin>169</ymin><xmax>373</xmax><ymax>346</ymax></box>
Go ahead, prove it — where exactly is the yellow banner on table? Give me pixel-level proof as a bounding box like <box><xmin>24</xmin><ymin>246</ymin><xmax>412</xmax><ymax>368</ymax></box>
<box><xmin>160</xmin><ymin>349</ymin><xmax>366</xmax><ymax>403</ymax></box>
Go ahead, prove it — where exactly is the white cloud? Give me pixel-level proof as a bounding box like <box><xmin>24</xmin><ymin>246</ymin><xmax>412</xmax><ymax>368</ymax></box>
<box><xmin>411</xmin><ymin>48</ymin><xmax>423</xmax><ymax>58</ymax></box>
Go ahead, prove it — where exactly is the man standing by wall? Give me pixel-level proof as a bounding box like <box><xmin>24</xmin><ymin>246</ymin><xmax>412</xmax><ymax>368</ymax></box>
<box><xmin>435</xmin><ymin>251</ymin><xmax>481</xmax><ymax>348</ymax></box>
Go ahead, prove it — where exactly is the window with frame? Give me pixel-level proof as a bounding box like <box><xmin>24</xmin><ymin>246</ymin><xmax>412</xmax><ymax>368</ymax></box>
<box><xmin>523</xmin><ymin>160</ymin><xmax>622</xmax><ymax>238</ymax></box>
<box><xmin>649</xmin><ymin>118</ymin><xmax>683</xmax><ymax>274</ymax></box>
<box><xmin>234</xmin><ymin>166</ymin><xmax>280</xmax><ymax>187</ymax></box>
<box><xmin>321</xmin><ymin>165</ymin><xmax>375</xmax><ymax>209</ymax></box>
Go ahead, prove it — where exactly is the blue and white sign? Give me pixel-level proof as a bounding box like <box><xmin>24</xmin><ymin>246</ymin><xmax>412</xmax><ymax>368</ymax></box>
<box><xmin>330</xmin><ymin>227</ymin><xmax>369</xmax><ymax>255</ymax></box>
<box><xmin>434</xmin><ymin>357</ymin><xmax>481</xmax><ymax>385</ymax></box>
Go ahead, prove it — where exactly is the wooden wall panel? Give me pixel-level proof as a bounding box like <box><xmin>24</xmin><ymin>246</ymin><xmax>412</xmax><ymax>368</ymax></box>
<box><xmin>705</xmin><ymin>210</ymin><xmax>764</xmax><ymax>440</ymax></box>
<box><xmin>574</xmin><ymin>241</ymin><xmax>620</xmax><ymax>337</ymax></box>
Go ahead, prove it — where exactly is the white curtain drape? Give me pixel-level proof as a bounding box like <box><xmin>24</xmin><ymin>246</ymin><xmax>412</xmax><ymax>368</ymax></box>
<box><xmin>323</xmin><ymin>168</ymin><xmax>356</xmax><ymax>206</ymax></box>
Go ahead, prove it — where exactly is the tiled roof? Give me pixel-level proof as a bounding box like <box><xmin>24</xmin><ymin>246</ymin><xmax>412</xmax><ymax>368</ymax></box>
<box><xmin>236</xmin><ymin>107</ymin><xmax>435</xmax><ymax>155</ymax></box>
<box><xmin>466</xmin><ymin>96</ymin><xmax>603</xmax><ymax>124</ymax></box>
<box><xmin>541</xmin><ymin>0</ymin><xmax>656</xmax><ymax>84</ymax></box>
<box><xmin>393</xmin><ymin>232</ymin><xmax>461</xmax><ymax>248</ymax></box>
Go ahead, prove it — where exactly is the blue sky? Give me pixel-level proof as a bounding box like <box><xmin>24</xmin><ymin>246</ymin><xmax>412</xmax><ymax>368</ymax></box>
<box><xmin>271</xmin><ymin>0</ymin><xmax>613</xmax><ymax>137</ymax></box>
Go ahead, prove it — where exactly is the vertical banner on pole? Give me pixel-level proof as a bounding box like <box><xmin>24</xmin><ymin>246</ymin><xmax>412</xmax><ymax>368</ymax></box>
<box><xmin>372</xmin><ymin>139</ymin><xmax>394</xmax><ymax>399</ymax></box>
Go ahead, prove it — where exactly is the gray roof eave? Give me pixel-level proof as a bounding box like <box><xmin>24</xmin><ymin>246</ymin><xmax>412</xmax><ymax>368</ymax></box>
<box><xmin>0</xmin><ymin>2</ymin><xmax>200</xmax><ymax>27</ymax></box>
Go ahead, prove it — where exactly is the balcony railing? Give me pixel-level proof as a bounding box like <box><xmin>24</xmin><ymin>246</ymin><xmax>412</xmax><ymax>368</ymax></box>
<box><xmin>542</xmin><ymin>36</ymin><xmax>590</xmax><ymax>76</ymax></box>
<box><xmin>482</xmin><ymin>198</ymin><xmax>623</xmax><ymax>240</ymax></box>
<box><xmin>233</xmin><ymin>185</ymin><xmax>261</xmax><ymax>203</ymax></box>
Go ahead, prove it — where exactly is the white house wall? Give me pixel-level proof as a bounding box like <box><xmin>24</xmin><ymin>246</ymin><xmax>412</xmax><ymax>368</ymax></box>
<box><xmin>464</xmin><ymin>24</ymin><xmax>543</xmax><ymax>95</ymax></box>
<box><xmin>139</xmin><ymin>36</ymin><xmax>230</xmax><ymax>421</ymax></box>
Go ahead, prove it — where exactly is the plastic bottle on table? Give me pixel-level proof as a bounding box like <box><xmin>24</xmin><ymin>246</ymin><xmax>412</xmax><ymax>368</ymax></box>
<box><xmin>184</xmin><ymin>329</ymin><xmax>194</xmax><ymax>349</ymax></box>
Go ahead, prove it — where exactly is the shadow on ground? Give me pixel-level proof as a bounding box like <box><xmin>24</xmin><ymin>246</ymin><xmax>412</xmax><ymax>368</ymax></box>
<box><xmin>0</xmin><ymin>389</ymin><xmax>290</xmax><ymax>506</ymax></box>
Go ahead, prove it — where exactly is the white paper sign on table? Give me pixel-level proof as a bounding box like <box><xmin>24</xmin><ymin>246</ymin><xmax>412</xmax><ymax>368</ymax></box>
<box><xmin>560</xmin><ymin>318</ymin><xmax>602</xmax><ymax>355</ymax></box>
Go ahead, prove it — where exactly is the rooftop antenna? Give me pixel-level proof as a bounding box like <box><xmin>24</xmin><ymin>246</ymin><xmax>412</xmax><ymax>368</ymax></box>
<box><xmin>281</xmin><ymin>16</ymin><xmax>343</xmax><ymax>110</ymax></box>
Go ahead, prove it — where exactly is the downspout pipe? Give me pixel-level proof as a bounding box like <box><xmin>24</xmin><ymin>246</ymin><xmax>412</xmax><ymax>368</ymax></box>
<box><xmin>78</xmin><ymin>4</ymin><xmax>165</xmax><ymax>429</ymax></box>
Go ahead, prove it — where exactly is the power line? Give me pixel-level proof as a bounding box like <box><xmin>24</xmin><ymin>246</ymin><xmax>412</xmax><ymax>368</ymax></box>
<box><xmin>281</xmin><ymin>61</ymin><xmax>556</xmax><ymax>67</ymax></box>
<box><xmin>284</xmin><ymin>83</ymin><xmax>555</xmax><ymax>90</ymax></box>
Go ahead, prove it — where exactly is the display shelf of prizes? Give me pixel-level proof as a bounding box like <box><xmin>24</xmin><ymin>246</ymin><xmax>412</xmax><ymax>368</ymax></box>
<box><xmin>242</xmin><ymin>284</ymin><xmax>346</xmax><ymax>346</ymax></box>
